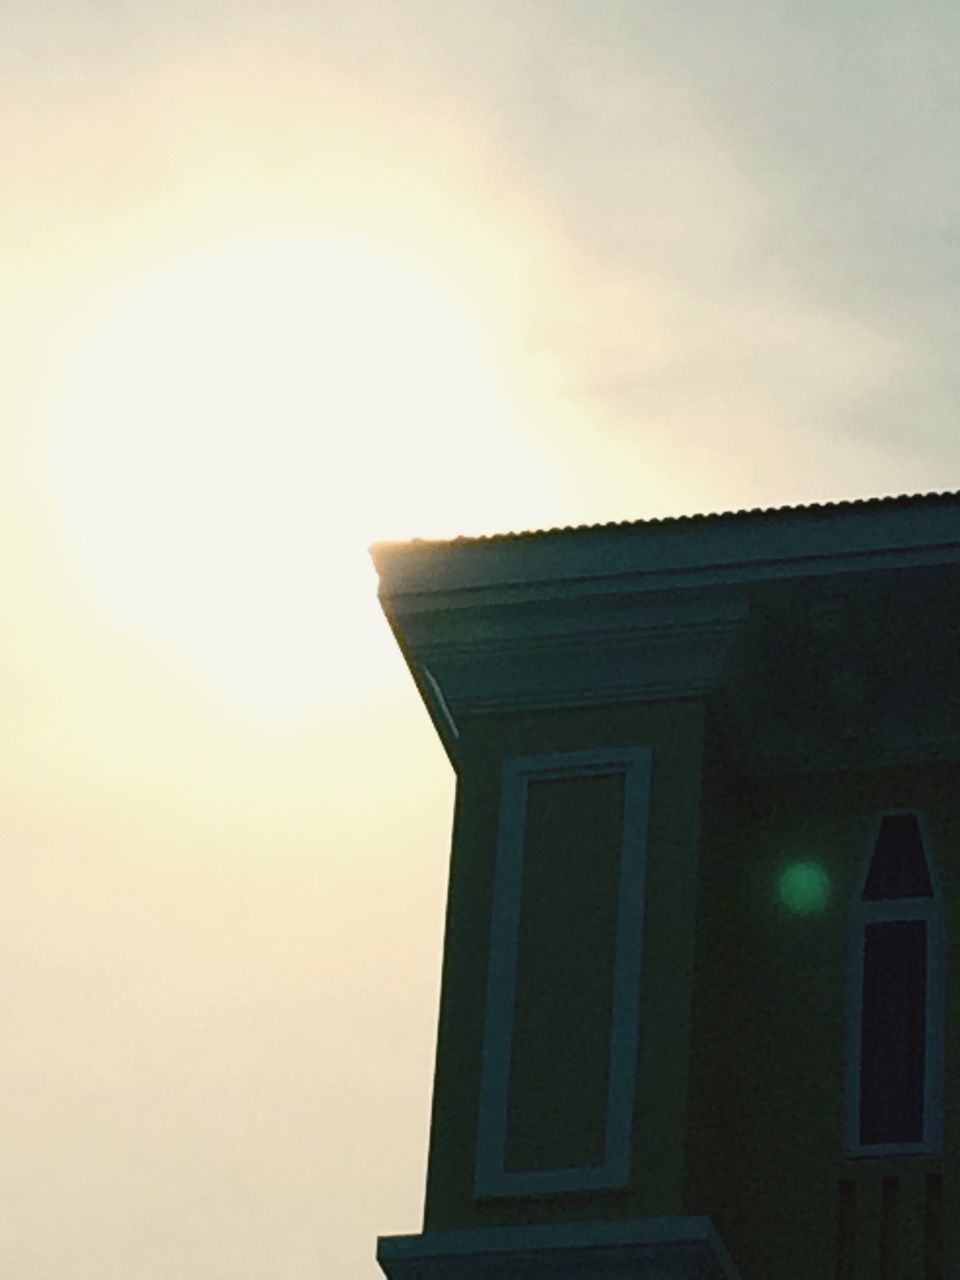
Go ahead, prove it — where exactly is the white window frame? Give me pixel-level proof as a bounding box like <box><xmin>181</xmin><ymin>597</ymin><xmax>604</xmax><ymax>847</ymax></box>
<box><xmin>843</xmin><ymin>809</ymin><xmax>945</xmax><ymax>1159</ymax></box>
<box><xmin>475</xmin><ymin>746</ymin><xmax>652</xmax><ymax>1198</ymax></box>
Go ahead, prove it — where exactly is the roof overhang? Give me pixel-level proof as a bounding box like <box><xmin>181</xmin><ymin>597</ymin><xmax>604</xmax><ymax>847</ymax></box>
<box><xmin>371</xmin><ymin>493</ymin><xmax>960</xmax><ymax>769</ymax></box>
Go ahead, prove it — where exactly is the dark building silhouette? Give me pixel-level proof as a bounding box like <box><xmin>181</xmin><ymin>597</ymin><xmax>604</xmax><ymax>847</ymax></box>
<box><xmin>371</xmin><ymin>491</ymin><xmax>960</xmax><ymax>1279</ymax></box>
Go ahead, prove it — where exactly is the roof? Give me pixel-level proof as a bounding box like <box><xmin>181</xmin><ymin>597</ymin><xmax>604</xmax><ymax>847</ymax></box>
<box><xmin>371</xmin><ymin>487</ymin><xmax>960</xmax><ymax>768</ymax></box>
<box><xmin>370</xmin><ymin>488</ymin><xmax>960</xmax><ymax>599</ymax></box>
<box><xmin>371</xmin><ymin>489</ymin><xmax>960</xmax><ymax>555</ymax></box>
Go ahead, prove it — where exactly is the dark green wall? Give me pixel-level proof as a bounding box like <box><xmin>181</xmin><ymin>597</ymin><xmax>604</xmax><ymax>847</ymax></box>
<box><xmin>418</xmin><ymin>691</ymin><xmax>959</xmax><ymax>1275</ymax></box>
<box><xmin>685</xmin><ymin>761</ymin><xmax>960</xmax><ymax>1279</ymax></box>
<box><xmin>422</xmin><ymin>698</ymin><xmax>707</xmax><ymax>1231</ymax></box>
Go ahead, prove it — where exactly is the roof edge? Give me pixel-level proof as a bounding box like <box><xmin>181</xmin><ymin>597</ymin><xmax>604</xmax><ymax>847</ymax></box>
<box><xmin>370</xmin><ymin>489</ymin><xmax>960</xmax><ymax>560</ymax></box>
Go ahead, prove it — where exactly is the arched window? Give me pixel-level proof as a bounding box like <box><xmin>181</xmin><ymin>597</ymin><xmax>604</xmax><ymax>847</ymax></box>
<box><xmin>845</xmin><ymin>812</ymin><xmax>945</xmax><ymax>1156</ymax></box>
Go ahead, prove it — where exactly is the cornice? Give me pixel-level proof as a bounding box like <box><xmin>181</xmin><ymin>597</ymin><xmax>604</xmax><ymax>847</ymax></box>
<box><xmin>374</xmin><ymin>499</ymin><xmax>960</xmax><ymax>771</ymax></box>
<box><xmin>715</xmin><ymin>570</ymin><xmax>960</xmax><ymax>776</ymax></box>
<box><xmin>389</xmin><ymin>589</ymin><xmax>749</xmax><ymax>764</ymax></box>
<box><xmin>377</xmin><ymin>1217</ymin><xmax>741</xmax><ymax>1280</ymax></box>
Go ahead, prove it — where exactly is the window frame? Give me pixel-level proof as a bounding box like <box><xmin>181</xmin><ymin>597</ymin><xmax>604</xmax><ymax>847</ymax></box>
<box><xmin>843</xmin><ymin>809</ymin><xmax>945</xmax><ymax>1159</ymax></box>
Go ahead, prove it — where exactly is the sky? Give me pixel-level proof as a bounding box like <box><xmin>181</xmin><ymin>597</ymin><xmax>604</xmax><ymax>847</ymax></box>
<box><xmin>2</xmin><ymin>2</ymin><xmax>960</xmax><ymax>1276</ymax></box>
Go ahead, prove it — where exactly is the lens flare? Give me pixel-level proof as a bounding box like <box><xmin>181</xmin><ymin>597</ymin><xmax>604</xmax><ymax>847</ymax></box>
<box><xmin>778</xmin><ymin>861</ymin><xmax>831</xmax><ymax>915</ymax></box>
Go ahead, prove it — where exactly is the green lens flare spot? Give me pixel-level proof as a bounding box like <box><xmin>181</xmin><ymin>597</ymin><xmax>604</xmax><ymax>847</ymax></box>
<box><xmin>778</xmin><ymin>861</ymin><xmax>831</xmax><ymax>915</ymax></box>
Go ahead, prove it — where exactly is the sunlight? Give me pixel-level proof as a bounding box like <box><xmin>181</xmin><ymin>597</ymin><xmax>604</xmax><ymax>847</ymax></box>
<box><xmin>54</xmin><ymin>238</ymin><xmax>544</xmax><ymax>711</ymax></box>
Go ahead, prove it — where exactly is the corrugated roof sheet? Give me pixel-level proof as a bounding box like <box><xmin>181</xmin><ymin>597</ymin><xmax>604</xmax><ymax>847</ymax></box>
<box><xmin>377</xmin><ymin>489</ymin><xmax>960</xmax><ymax>552</ymax></box>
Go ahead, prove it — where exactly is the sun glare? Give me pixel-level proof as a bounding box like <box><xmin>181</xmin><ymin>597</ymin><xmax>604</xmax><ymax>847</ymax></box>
<box><xmin>54</xmin><ymin>239</ymin><xmax>541</xmax><ymax>710</ymax></box>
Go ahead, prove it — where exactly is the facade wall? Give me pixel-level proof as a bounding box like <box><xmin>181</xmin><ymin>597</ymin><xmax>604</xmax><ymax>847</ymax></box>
<box><xmin>685</xmin><ymin>761</ymin><xmax>960</xmax><ymax>1279</ymax></box>
<box><xmin>375</xmin><ymin>498</ymin><xmax>960</xmax><ymax>1280</ymax></box>
<box><xmin>422</xmin><ymin>698</ymin><xmax>707</xmax><ymax>1232</ymax></box>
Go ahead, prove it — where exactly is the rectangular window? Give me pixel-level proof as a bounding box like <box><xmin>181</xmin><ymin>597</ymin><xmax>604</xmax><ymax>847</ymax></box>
<box><xmin>859</xmin><ymin>920</ymin><xmax>927</xmax><ymax>1146</ymax></box>
<box><xmin>844</xmin><ymin>810</ymin><xmax>944</xmax><ymax>1158</ymax></box>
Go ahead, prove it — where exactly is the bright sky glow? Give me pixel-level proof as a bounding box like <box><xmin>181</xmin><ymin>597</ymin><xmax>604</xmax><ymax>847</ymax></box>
<box><xmin>53</xmin><ymin>239</ymin><xmax>545</xmax><ymax>708</ymax></box>
<box><xmin>4</xmin><ymin>4</ymin><xmax>960</xmax><ymax>1279</ymax></box>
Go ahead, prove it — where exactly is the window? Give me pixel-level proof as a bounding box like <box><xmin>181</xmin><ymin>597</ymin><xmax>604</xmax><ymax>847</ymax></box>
<box><xmin>845</xmin><ymin>813</ymin><xmax>944</xmax><ymax>1157</ymax></box>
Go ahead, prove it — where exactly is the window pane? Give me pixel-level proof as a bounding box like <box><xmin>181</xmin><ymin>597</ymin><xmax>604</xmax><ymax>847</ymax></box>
<box><xmin>859</xmin><ymin>920</ymin><xmax>927</xmax><ymax>1145</ymax></box>
<box><xmin>862</xmin><ymin>814</ymin><xmax>933</xmax><ymax>900</ymax></box>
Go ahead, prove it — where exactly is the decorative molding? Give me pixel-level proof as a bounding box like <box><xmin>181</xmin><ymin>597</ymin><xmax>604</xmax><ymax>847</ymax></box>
<box><xmin>715</xmin><ymin>570</ymin><xmax>960</xmax><ymax>776</ymax></box>
<box><xmin>400</xmin><ymin>593</ymin><xmax>748</xmax><ymax>759</ymax></box>
<box><xmin>374</xmin><ymin>502</ymin><xmax>960</xmax><ymax>772</ymax></box>
<box><xmin>475</xmin><ymin>748</ymin><xmax>651</xmax><ymax>1198</ymax></box>
<box><xmin>377</xmin><ymin>1216</ymin><xmax>742</xmax><ymax>1280</ymax></box>
<box><xmin>418</xmin><ymin>662</ymin><xmax>460</xmax><ymax>743</ymax></box>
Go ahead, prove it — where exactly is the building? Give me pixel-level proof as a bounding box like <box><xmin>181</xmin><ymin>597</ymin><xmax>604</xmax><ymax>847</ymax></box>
<box><xmin>371</xmin><ymin>491</ymin><xmax>960</xmax><ymax>1280</ymax></box>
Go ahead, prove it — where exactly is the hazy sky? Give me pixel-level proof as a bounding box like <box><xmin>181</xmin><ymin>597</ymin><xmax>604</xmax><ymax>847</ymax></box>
<box><xmin>3</xmin><ymin>3</ymin><xmax>960</xmax><ymax>1277</ymax></box>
